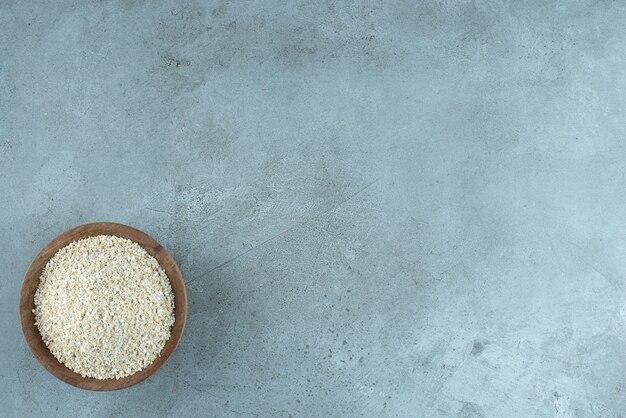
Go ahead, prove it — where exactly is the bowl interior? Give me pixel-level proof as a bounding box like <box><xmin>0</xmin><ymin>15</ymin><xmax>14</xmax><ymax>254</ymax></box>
<box><xmin>19</xmin><ymin>222</ymin><xmax>187</xmax><ymax>391</ymax></box>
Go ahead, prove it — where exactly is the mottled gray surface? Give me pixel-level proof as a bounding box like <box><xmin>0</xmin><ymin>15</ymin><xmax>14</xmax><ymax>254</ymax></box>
<box><xmin>1</xmin><ymin>0</ymin><xmax>626</xmax><ymax>416</ymax></box>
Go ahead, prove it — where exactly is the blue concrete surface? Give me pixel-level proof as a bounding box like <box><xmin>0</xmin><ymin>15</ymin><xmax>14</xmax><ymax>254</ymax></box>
<box><xmin>2</xmin><ymin>0</ymin><xmax>626</xmax><ymax>416</ymax></box>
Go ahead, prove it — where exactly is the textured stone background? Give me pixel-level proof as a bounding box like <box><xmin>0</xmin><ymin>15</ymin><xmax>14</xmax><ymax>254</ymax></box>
<box><xmin>2</xmin><ymin>0</ymin><xmax>626</xmax><ymax>416</ymax></box>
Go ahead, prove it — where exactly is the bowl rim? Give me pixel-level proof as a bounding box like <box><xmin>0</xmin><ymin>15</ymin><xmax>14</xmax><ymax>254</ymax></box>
<box><xmin>19</xmin><ymin>222</ymin><xmax>188</xmax><ymax>391</ymax></box>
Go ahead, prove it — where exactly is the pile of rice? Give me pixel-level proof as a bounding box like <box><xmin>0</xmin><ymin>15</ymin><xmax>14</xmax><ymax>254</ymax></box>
<box><xmin>33</xmin><ymin>235</ymin><xmax>175</xmax><ymax>380</ymax></box>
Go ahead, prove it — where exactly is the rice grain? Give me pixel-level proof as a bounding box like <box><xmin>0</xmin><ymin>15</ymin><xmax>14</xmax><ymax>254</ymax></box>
<box><xmin>33</xmin><ymin>235</ymin><xmax>175</xmax><ymax>380</ymax></box>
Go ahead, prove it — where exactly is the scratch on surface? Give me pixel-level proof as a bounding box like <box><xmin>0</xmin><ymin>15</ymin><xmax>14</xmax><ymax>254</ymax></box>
<box><xmin>472</xmin><ymin>205</ymin><xmax>487</xmax><ymax>232</ymax></box>
<box><xmin>438</xmin><ymin>261</ymin><xmax>462</xmax><ymax>280</ymax></box>
<box><xmin>17</xmin><ymin>370</ymin><xmax>44</xmax><ymax>417</ymax></box>
<box><xmin>320</xmin><ymin>40</ymin><xmax>349</xmax><ymax>62</ymax></box>
<box><xmin>145</xmin><ymin>207</ymin><xmax>174</xmax><ymax>215</ymax></box>
<box><xmin>162</xmin><ymin>373</ymin><xmax>217</xmax><ymax>397</ymax></box>
<box><xmin>227</xmin><ymin>408</ymin><xmax>259</xmax><ymax>417</ymax></box>
<box><xmin>562</xmin><ymin>237</ymin><xmax>618</xmax><ymax>288</ymax></box>
<box><xmin>547</xmin><ymin>235</ymin><xmax>566</xmax><ymax>276</ymax></box>
<box><xmin>188</xmin><ymin>178</ymin><xmax>380</xmax><ymax>283</ymax></box>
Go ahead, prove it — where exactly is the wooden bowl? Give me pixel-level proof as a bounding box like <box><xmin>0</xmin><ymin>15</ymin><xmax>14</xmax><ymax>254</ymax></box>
<box><xmin>19</xmin><ymin>222</ymin><xmax>188</xmax><ymax>391</ymax></box>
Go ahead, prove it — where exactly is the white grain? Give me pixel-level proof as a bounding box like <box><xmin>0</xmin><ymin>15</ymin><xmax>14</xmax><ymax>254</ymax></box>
<box><xmin>33</xmin><ymin>235</ymin><xmax>175</xmax><ymax>380</ymax></box>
